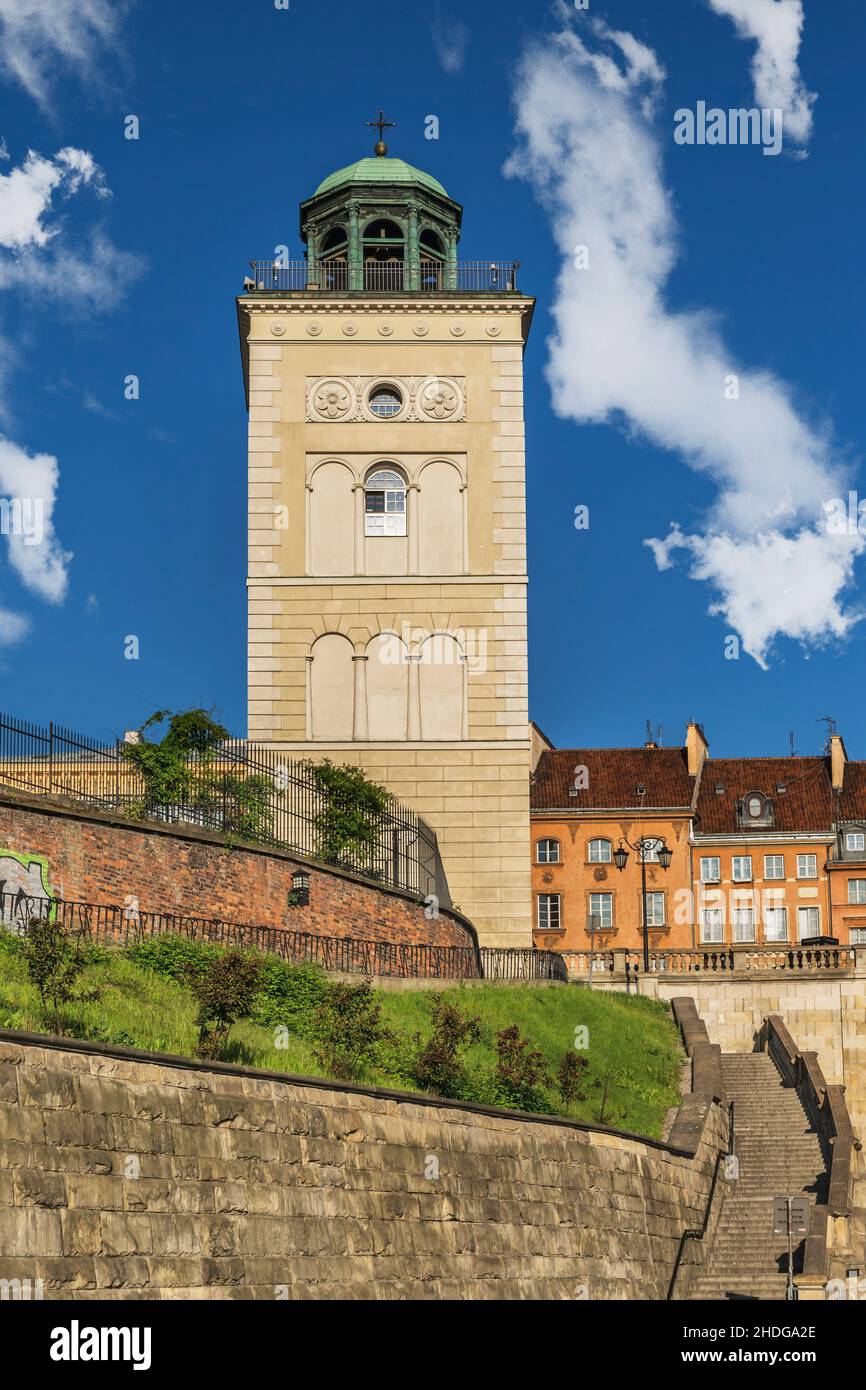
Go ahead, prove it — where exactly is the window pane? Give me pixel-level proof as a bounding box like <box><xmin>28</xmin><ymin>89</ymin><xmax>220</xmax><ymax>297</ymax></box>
<box><xmin>847</xmin><ymin>833</ymin><xmax>865</xmax><ymax>853</ymax></box>
<box><xmin>797</xmin><ymin>907</ymin><xmax>819</xmax><ymax>939</ymax></box>
<box><xmin>644</xmin><ymin>892</ymin><xmax>665</xmax><ymax>927</ymax></box>
<box><xmin>700</xmin><ymin>857</ymin><xmax>720</xmax><ymax>882</ymax></box>
<box><xmin>701</xmin><ymin>909</ymin><xmax>724</xmax><ymax>944</ymax></box>
<box><xmin>538</xmin><ymin>894</ymin><xmax>561</xmax><ymax>931</ymax></box>
<box><xmin>849</xmin><ymin>880</ymin><xmax>866</xmax><ymax>905</ymax></box>
<box><xmin>851</xmin><ymin>929</ymin><xmax>866</xmax><ymax>945</ymax></box>
<box><xmin>732</xmin><ymin>856</ymin><xmax>752</xmax><ymax>881</ymax></box>
<box><xmin>764</xmin><ymin>908</ymin><xmax>787</xmax><ymax>942</ymax></box>
<box><xmin>733</xmin><ymin>910</ymin><xmax>755</xmax><ymax>942</ymax></box>
<box><xmin>589</xmin><ymin>893</ymin><xmax>613</xmax><ymax>928</ymax></box>
<box><xmin>797</xmin><ymin>854</ymin><xmax>817</xmax><ymax>878</ymax></box>
<box><xmin>764</xmin><ymin>856</ymin><xmax>785</xmax><ymax>880</ymax></box>
<box><xmin>588</xmin><ymin>839</ymin><xmax>611</xmax><ymax>863</ymax></box>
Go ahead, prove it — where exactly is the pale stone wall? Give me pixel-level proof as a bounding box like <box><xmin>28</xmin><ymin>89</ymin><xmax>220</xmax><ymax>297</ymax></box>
<box><xmin>654</xmin><ymin>976</ymin><xmax>866</xmax><ymax>1139</ymax></box>
<box><xmin>0</xmin><ymin>1034</ymin><xmax>725</xmax><ymax>1301</ymax></box>
<box><xmin>240</xmin><ymin>298</ymin><xmax>534</xmax><ymax>947</ymax></box>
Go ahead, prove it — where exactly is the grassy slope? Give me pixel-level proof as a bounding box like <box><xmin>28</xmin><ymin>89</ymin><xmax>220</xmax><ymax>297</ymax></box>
<box><xmin>0</xmin><ymin>933</ymin><xmax>682</xmax><ymax>1139</ymax></box>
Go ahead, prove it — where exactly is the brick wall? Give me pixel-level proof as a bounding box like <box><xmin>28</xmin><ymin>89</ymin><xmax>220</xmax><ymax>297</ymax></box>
<box><xmin>0</xmin><ymin>787</ymin><xmax>475</xmax><ymax>950</ymax></box>
<box><xmin>0</xmin><ymin>1033</ymin><xmax>726</xmax><ymax>1300</ymax></box>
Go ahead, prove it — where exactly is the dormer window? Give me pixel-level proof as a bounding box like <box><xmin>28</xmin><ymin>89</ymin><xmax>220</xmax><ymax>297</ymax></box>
<box><xmin>636</xmin><ymin>784</ymin><xmax>646</xmax><ymax>797</ymax></box>
<box><xmin>739</xmin><ymin>791</ymin><xmax>773</xmax><ymax>827</ymax></box>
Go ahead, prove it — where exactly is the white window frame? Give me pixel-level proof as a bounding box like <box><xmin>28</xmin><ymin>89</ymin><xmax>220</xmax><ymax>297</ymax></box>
<box><xmin>364</xmin><ymin>467</ymin><xmax>407</xmax><ymax>538</ymax></box>
<box><xmin>851</xmin><ymin>928</ymin><xmax>866</xmax><ymax>946</ymax></box>
<box><xmin>700</xmin><ymin>856</ymin><xmax>720</xmax><ymax>883</ymax></box>
<box><xmin>536</xmin><ymin>839</ymin><xmax>560</xmax><ymax>865</ymax></box>
<box><xmin>846</xmin><ymin>832</ymin><xmax>866</xmax><ymax>854</ymax></box>
<box><xmin>588</xmin><ymin>892</ymin><xmax>613</xmax><ymax>930</ymax></box>
<box><xmin>848</xmin><ymin>879</ymin><xmax>866</xmax><ymax>906</ymax></box>
<box><xmin>732</xmin><ymin>855</ymin><xmax>753</xmax><ymax>882</ymax></box>
<box><xmin>537</xmin><ymin>894</ymin><xmax>561</xmax><ymax>933</ymax></box>
<box><xmin>732</xmin><ymin>908</ymin><xmax>756</xmax><ymax>943</ymax></box>
<box><xmin>763</xmin><ymin>855</ymin><xmax>785</xmax><ymax>881</ymax></box>
<box><xmin>796</xmin><ymin>853</ymin><xmax>818</xmax><ymax>879</ymax></box>
<box><xmin>797</xmin><ymin>906</ymin><xmax>820</xmax><ymax>940</ymax></box>
<box><xmin>587</xmin><ymin>838</ymin><xmax>612</xmax><ymax>864</ymax></box>
<box><xmin>643</xmin><ymin>891</ymin><xmax>665</xmax><ymax>928</ymax></box>
<box><xmin>764</xmin><ymin>906</ymin><xmax>788</xmax><ymax>942</ymax></box>
<box><xmin>700</xmin><ymin>908</ymin><xmax>724</xmax><ymax>944</ymax></box>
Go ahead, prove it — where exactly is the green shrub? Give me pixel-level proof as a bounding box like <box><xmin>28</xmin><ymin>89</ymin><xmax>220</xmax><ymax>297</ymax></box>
<box><xmin>410</xmin><ymin>996</ymin><xmax>481</xmax><ymax>1099</ymax></box>
<box><xmin>21</xmin><ymin>917</ymin><xmax>100</xmax><ymax>1036</ymax></box>
<box><xmin>306</xmin><ymin>760</ymin><xmax>391</xmax><ymax>868</ymax></box>
<box><xmin>186</xmin><ymin>950</ymin><xmax>261</xmax><ymax>1060</ymax></box>
<box><xmin>495</xmin><ymin>1023</ymin><xmax>551</xmax><ymax>1112</ymax></box>
<box><xmin>558</xmin><ymin>1052</ymin><xmax>589</xmax><ymax>1107</ymax></box>
<box><xmin>125</xmin><ymin>934</ymin><xmax>223</xmax><ymax>986</ymax></box>
<box><xmin>250</xmin><ymin>957</ymin><xmax>329</xmax><ymax>1034</ymax></box>
<box><xmin>310</xmin><ymin>980</ymin><xmax>391</xmax><ymax>1081</ymax></box>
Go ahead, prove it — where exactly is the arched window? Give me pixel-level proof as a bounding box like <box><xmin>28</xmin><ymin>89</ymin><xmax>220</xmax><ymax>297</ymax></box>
<box><xmin>365</xmin><ymin>467</ymin><xmax>407</xmax><ymax>537</ymax></box>
<box><xmin>588</xmin><ymin>838</ymin><xmax>612</xmax><ymax>864</ymax></box>
<box><xmin>537</xmin><ymin>839</ymin><xmax>560</xmax><ymax>865</ymax></box>
<box><xmin>364</xmin><ymin>219</ymin><xmax>405</xmax><ymax>289</ymax></box>
<box><xmin>420</xmin><ymin>229</ymin><xmax>446</xmax><ymax>289</ymax></box>
<box><xmin>319</xmin><ymin>225</ymin><xmax>348</xmax><ymax>289</ymax></box>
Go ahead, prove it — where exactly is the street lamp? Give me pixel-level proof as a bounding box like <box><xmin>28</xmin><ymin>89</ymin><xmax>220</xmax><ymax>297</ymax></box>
<box><xmin>613</xmin><ymin>835</ymin><xmax>673</xmax><ymax>973</ymax></box>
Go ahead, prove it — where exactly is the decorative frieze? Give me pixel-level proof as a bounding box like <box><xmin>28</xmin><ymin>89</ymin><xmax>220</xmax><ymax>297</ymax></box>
<box><xmin>305</xmin><ymin>375</ymin><xmax>466</xmax><ymax>424</ymax></box>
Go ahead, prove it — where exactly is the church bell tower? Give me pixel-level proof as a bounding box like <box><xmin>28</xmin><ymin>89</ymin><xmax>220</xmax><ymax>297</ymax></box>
<box><xmin>237</xmin><ymin>118</ymin><xmax>535</xmax><ymax>947</ymax></box>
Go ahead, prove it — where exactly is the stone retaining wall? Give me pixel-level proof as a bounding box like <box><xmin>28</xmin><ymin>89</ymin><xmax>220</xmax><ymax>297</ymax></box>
<box><xmin>0</xmin><ymin>1032</ymin><xmax>726</xmax><ymax>1301</ymax></box>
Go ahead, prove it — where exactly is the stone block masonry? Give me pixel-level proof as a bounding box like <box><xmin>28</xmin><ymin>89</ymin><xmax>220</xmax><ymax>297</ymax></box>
<box><xmin>0</xmin><ymin>786</ymin><xmax>475</xmax><ymax>950</ymax></box>
<box><xmin>0</xmin><ymin>1033</ymin><xmax>726</xmax><ymax>1300</ymax></box>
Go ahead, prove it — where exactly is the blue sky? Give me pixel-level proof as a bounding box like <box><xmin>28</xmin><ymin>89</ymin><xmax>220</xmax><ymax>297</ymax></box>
<box><xmin>0</xmin><ymin>0</ymin><xmax>863</xmax><ymax>761</ymax></box>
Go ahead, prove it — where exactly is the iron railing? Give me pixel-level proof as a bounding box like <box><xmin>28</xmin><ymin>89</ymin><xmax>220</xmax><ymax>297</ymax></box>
<box><xmin>0</xmin><ymin>891</ymin><xmax>567</xmax><ymax>983</ymax></box>
<box><xmin>247</xmin><ymin>260</ymin><xmax>520</xmax><ymax>294</ymax></box>
<box><xmin>0</xmin><ymin>713</ymin><xmax>443</xmax><ymax>901</ymax></box>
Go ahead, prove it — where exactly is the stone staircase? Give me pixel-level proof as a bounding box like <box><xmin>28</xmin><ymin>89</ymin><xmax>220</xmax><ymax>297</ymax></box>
<box><xmin>686</xmin><ymin>1052</ymin><xmax>829</xmax><ymax>1300</ymax></box>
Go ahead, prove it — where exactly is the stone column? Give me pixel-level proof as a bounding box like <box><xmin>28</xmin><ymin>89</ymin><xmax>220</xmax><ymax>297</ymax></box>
<box><xmin>353</xmin><ymin>656</ymin><xmax>369</xmax><ymax>741</ymax></box>
<box><xmin>407</xmin><ymin>204</ymin><xmax>420</xmax><ymax>291</ymax></box>
<box><xmin>348</xmin><ymin>202</ymin><xmax>362</xmax><ymax>291</ymax></box>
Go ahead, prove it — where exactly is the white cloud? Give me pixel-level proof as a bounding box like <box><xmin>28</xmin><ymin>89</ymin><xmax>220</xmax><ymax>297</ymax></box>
<box><xmin>0</xmin><ymin>435</ymin><xmax>71</xmax><ymax>605</ymax></box>
<box><xmin>0</xmin><ymin>146</ymin><xmax>107</xmax><ymax>251</ymax></box>
<box><xmin>0</xmin><ymin>0</ymin><xmax>120</xmax><ymax>110</ymax></box>
<box><xmin>707</xmin><ymin>0</ymin><xmax>816</xmax><ymax>147</ymax></box>
<box><xmin>432</xmin><ymin>9</ymin><xmax>469</xmax><ymax>75</ymax></box>
<box><xmin>507</xmin><ymin>18</ymin><xmax>859</xmax><ymax>668</ymax></box>
<box><xmin>0</xmin><ymin>607</ymin><xmax>28</xmax><ymax>643</ymax></box>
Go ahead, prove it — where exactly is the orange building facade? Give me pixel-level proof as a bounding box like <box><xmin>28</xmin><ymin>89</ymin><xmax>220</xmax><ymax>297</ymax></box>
<box><xmin>531</xmin><ymin>723</ymin><xmax>866</xmax><ymax>956</ymax></box>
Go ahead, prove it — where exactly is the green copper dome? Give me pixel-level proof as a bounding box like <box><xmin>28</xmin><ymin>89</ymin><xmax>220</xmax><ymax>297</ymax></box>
<box><xmin>315</xmin><ymin>156</ymin><xmax>449</xmax><ymax>199</ymax></box>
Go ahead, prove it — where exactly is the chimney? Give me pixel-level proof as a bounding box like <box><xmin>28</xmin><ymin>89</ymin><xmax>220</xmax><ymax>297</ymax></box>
<box><xmin>685</xmin><ymin>721</ymin><xmax>709</xmax><ymax>778</ymax></box>
<box><xmin>830</xmin><ymin>733</ymin><xmax>848</xmax><ymax>792</ymax></box>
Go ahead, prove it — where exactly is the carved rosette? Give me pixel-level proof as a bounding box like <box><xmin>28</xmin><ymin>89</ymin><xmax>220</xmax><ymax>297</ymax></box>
<box><xmin>305</xmin><ymin>376</ymin><xmax>466</xmax><ymax>424</ymax></box>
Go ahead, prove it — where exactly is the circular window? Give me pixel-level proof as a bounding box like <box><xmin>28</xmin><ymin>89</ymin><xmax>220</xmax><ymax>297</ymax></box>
<box><xmin>369</xmin><ymin>385</ymin><xmax>403</xmax><ymax>419</ymax></box>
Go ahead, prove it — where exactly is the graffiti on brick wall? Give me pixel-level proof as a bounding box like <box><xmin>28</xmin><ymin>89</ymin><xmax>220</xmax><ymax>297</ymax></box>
<box><xmin>0</xmin><ymin>851</ymin><xmax>53</xmax><ymax>923</ymax></box>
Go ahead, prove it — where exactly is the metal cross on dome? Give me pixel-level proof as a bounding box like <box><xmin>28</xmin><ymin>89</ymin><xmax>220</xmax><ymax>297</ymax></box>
<box><xmin>367</xmin><ymin>109</ymin><xmax>397</xmax><ymax>154</ymax></box>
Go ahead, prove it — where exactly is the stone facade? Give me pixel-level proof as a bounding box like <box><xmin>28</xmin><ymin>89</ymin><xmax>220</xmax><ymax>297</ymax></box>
<box><xmin>0</xmin><ymin>1033</ymin><xmax>725</xmax><ymax>1300</ymax></box>
<box><xmin>240</xmin><ymin>290</ymin><xmax>534</xmax><ymax>949</ymax></box>
<box><xmin>654</xmin><ymin>976</ymin><xmax>866</xmax><ymax>1143</ymax></box>
<box><xmin>0</xmin><ymin>787</ymin><xmax>476</xmax><ymax>949</ymax></box>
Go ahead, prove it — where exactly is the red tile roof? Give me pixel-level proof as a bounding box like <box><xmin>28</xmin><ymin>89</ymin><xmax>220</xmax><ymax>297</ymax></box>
<box><xmin>837</xmin><ymin>762</ymin><xmax>866</xmax><ymax>822</ymax></box>
<box><xmin>531</xmin><ymin>747</ymin><xmax>694</xmax><ymax>811</ymax></box>
<box><xmin>694</xmin><ymin>757</ymin><xmax>834</xmax><ymax>835</ymax></box>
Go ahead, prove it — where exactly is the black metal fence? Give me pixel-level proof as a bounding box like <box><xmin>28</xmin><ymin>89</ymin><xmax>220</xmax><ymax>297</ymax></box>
<box><xmin>0</xmin><ymin>891</ymin><xmax>568</xmax><ymax>984</ymax></box>
<box><xmin>248</xmin><ymin>260</ymin><xmax>521</xmax><ymax>294</ymax></box>
<box><xmin>0</xmin><ymin>713</ymin><xmax>443</xmax><ymax>901</ymax></box>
